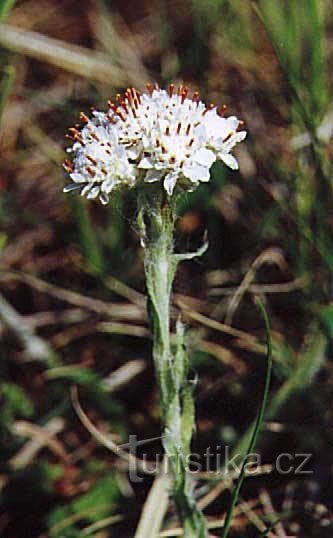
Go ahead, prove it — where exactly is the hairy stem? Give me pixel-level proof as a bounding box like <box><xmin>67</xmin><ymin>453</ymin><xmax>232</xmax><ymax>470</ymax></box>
<box><xmin>138</xmin><ymin>189</ymin><xmax>208</xmax><ymax>537</ymax></box>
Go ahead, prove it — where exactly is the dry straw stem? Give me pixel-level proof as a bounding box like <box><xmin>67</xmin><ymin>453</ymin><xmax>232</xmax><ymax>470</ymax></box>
<box><xmin>0</xmin><ymin>291</ymin><xmax>60</xmax><ymax>365</ymax></box>
<box><xmin>70</xmin><ymin>386</ymin><xmax>158</xmax><ymax>475</ymax></box>
<box><xmin>9</xmin><ymin>417</ymin><xmax>68</xmax><ymax>469</ymax></box>
<box><xmin>0</xmin><ymin>271</ymin><xmax>145</xmax><ymax>320</ymax></box>
<box><xmin>0</xmin><ymin>22</ymin><xmax>128</xmax><ymax>84</ymax></box>
<box><xmin>134</xmin><ymin>458</ymin><xmax>172</xmax><ymax>538</ymax></box>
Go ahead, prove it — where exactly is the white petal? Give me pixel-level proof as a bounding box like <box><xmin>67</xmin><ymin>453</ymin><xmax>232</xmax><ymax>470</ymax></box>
<box><xmin>101</xmin><ymin>178</ymin><xmax>115</xmax><ymax>193</ymax></box>
<box><xmin>183</xmin><ymin>163</ymin><xmax>210</xmax><ymax>182</ymax></box>
<box><xmin>99</xmin><ymin>193</ymin><xmax>109</xmax><ymax>205</ymax></box>
<box><xmin>224</xmin><ymin>130</ymin><xmax>247</xmax><ymax>150</ymax></box>
<box><xmin>194</xmin><ymin>148</ymin><xmax>216</xmax><ymax>167</ymax></box>
<box><xmin>70</xmin><ymin>172</ymin><xmax>86</xmax><ymax>183</ymax></box>
<box><xmin>126</xmin><ymin>146</ymin><xmax>141</xmax><ymax>160</ymax></box>
<box><xmin>87</xmin><ymin>186</ymin><xmax>100</xmax><ymax>199</ymax></box>
<box><xmin>138</xmin><ymin>157</ymin><xmax>153</xmax><ymax>169</ymax></box>
<box><xmin>145</xmin><ymin>170</ymin><xmax>162</xmax><ymax>183</ymax></box>
<box><xmin>63</xmin><ymin>183</ymin><xmax>82</xmax><ymax>193</ymax></box>
<box><xmin>81</xmin><ymin>184</ymin><xmax>92</xmax><ymax>196</ymax></box>
<box><xmin>163</xmin><ymin>173</ymin><xmax>178</xmax><ymax>195</ymax></box>
<box><xmin>219</xmin><ymin>152</ymin><xmax>239</xmax><ymax>170</ymax></box>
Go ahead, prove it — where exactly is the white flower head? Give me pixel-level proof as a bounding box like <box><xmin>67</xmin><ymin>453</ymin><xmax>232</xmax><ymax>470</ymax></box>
<box><xmin>63</xmin><ymin>84</ymin><xmax>247</xmax><ymax>202</ymax></box>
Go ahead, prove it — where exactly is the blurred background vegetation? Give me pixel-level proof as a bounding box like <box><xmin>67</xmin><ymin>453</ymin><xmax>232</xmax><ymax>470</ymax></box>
<box><xmin>0</xmin><ymin>0</ymin><xmax>332</xmax><ymax>536</ymax></box>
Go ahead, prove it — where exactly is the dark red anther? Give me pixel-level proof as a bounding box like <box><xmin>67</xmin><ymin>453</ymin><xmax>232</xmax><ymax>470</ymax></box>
<box><xmin>107</xmin><ymin>113</ymin><xmax>117</xmax><ymax>124</ymax></box>
<box><xmin>192</xmin><ymin>91</ymin><xmax>200</xmax><ymax>101</ymax></box>
<box><xmin>121</xmin><ymin>101</ymin><xmax>129</xmax><ymax>114</ymax></box>
<box><xmin>146</xmin><ymin>83</ymin><xmax>153</xmax><ymax>95</ymax></box>
<box><xmin>181</xmin><ymin>87</ymin><xmax>189</xmax><ymax>104</ymax></box>
<box><xmin>237</xmin><ymin>120</ymin><xmax>245</xmax><ymax>130</ymax></box>
<box><xmin>86</xmin><ymin>166</ymin><xmax>95</xmax><ymax>177</ymax></box>
<box><xmin>80</xmin><ymin>112</ymin><xmax>89</xmax><ymax>123</ymax></box>
<box><xmin>86</xmin><ymin>155</ymin><xmax>97</xmax><ymax>165</ymax></box>
<box><xmin>186</xmin><ymin>123</ymin><xmax>191</xmax><ymax>136</ymax></box>
<box><xmin>176</xmin><ymin>122</ymin><xmax>182</xmax><ymax>134</ymax></box>
<box><xmin>203</xmin><ymin>103</ymin><xmax>215</xmax><ymax>115</ymax></box>
<box><xmin>63</xmin><ymin>159</ymin><xmax>73</xmax><ymax>172</ymax></box>
<box><xmin>168</xmin><ymin>83</ymin><xmax>174</xmax><ymax>97</ymax></box>
<box><xmin>188</xmin><ymin>138</ymin><xmax>194</xmax><ymax>147</ymax></box>
<box><xmin>68</xmin><ymin>127</ymin><xmax>80</xmax><ymax>136</ymax></box>
<box><xmin>218</xmin><ymin>104</ymin><xmax>227</xmax><ymax>116</ymax></box>
<box><xmin>90</xmin><ymin>131</ymin><xmax>100</xmax><ymax>142</ymax></box>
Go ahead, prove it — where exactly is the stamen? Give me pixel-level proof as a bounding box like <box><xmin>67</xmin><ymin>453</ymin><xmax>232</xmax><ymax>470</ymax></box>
<box><xmin>154</xmin><ymin>82</ymin><xmax>159</xmax><ymax>90</ymax></box>
<box><xmin>121</xmin><ymin>101</ymin><xmax>129</xmax><ymax>114</ymax></box>
<box><xmin>79</xmin><ymin>112</ymin><xmax>89</xmax><ymax>123</ymax></box>
<box><xmin>86</xmin><ymin>166</ymin><xmax>95</xmax><ymax>177</ymax></box>
<box><xmin>90</xmin><ymin>131</ymin><xmax>100</xmax><ymax>142</ymax></box>
<box><xmin>192</xmin><ymin>91</ymin><xmax>199</xmax><ymax>101</ymax></box>
<box><xmin>146</xmin><ymin>83</ymin><xmax>153</xmax><ymax>95</ymax></box>
<box><xmin>203</xmin><ymin>104</ymin><xmax>215</xmax><ymax>115</ymax></box>
<box><xmin>237</xmin><ymin>120</ymin><xmax>245</xmax><ymax>130</ymax></box>
<box><xmin>165</xmin><ymin>126</ymin><xmax>170</xmax><ymax>135</ymax></box>
<box><xmin>107</xmin><ymin>113</ymin><xmax>117</xmax><ymax>124</ymax></box>
<box><xmin>218</xmin><ymin>104</ymin><xmax>227</xmax><ymax>116</ymax></box>
<box><xmin>168</xmin><ymin>83</ymin><xmax>174</xmax><ymax>97</ymax></box>
<box><xmin>68</xmin><ymin>127</ymin><xmax>81</xmax><ymax>136</ymax></box>
<box><xmin>63</xmin><ymin>160</ymin><xmax>73</xmax><ymax>172</ymax></box>
<box><xmin>86</xmin><ymin>155</ymin><xmax>97</xmax><ymax>165</ymax></box>
<box><xmin>188</xmin><ymin>138</ymin><xmax>194</xmax><ymax>147</ymax></box>
<box><xmin>181</xmin><ymin>87</ymin><xmax>189</xmax><ymax>104</ymax></box>
<box><xmin>176</xmin><ymin>122</ymin><xmax>182</xmax><ymax>134</ymax></box>
<box><xmin>186</xmin><ymin>123</ymin><xmax>191</xmax><ymax>136</ymax></box>
<box><xmin>223</xmin><ymin>131</ymin><xmax>234</xmax><ymax>143</ymax></box>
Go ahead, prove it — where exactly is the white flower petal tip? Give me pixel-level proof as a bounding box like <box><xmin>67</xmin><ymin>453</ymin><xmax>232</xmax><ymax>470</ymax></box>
<box><xmin>219</xmin><ymin>152</ymin><xmax>239</xmax><ymax>170</ymax></box>
<box><xmin>63</xmin><ymin>84</ymin><xmax>246</xmax><ymax>201</ymax></box>
<box><xmin>63</xmin><ymin>183</ymin><xmax>83</xmax><ymax>193</ymax></box>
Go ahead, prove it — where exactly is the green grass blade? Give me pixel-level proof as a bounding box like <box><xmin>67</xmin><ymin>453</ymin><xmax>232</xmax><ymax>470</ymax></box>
<box><xmin>220</xmin><ymin>298</ymin><xmax>273</xmax><ymax>538</ymax></box>
<box><xmin>0</xmin><ymin>0</ymin><xmax>16</xmax><ymax>21</ymax></box>
<box><xmin>305</xmin><ymin>0</ymin><xmax>327</xmax><ymax>118</ymax></box>
<box><xmin>258</xmin><ymin>517</ymin><xmax>283</xmax><ymax>537</ymax></box>
<box><xmin>72</xmin><ymin>198</ymin><xmax>105</xmax><ymax>275</ymax></box>
<box><xmin>0</xmin><ymin>63</ymin><xmax>14</xmax><ymax>122</ymax></box>
<box><xmin>232</xmin><ymin>326</ymin><xmax>326</xmax><ymax>459</ymax></box>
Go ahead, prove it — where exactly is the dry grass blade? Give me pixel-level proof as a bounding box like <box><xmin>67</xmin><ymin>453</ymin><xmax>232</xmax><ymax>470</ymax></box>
<box><xmin>9</xmin><ymin>417</ymin><xmax>67</xmax><ymax>469</ymax></box>
<box><xmin>197</xmin><ymin>465</ymin><xmax>273</xmax><ymax>510</ymax></box>
<box><xmin>224</xmin><ymin>248</ymin><xmax>287</xmax><ymax>325</ymax></box>
<box><xmin>0</xmin><ymin>22</ymin><xmax>128</xmax><ymax>84</ymax></box>
<box><xmin>80</xmin><ymin>514</ymin><xmax>124</xmax><ymax>536</ymax></box>
<box><xmin>134</xmin><ymin>457</ymin><xmax>172</xmax><ymax>538</ymax></box>
<box><xmin>70</xmin><ymin>386</ymin><xmax>156</xmax><ymax>474</ymax></box>
<box><xmin>0</xmin><ymin>291</ymin><xmax>60</xmax><ymax>365</ymax></box>
<box><xmin>0</xmin><ymin>271</ymin><xmax>145</xmax><ymax>320</ymax></box>
<box><xmin>177</xmin><ymin>299</ymin><xmax>267</xmax><ymax>355</ymax></box>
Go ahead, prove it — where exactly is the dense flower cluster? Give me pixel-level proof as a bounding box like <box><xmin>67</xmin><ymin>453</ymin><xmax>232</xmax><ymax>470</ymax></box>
<box><xmin>64</xmin><ymin>84</ymin><xmax>247</xmax><ymax>204</ymax></box>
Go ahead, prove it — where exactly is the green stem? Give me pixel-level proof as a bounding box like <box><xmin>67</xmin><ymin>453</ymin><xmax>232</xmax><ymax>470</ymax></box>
<box><xmin>138</xmin><ymin>187</ymin><xmax>208</xmax><ymax>538</ymax></box>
